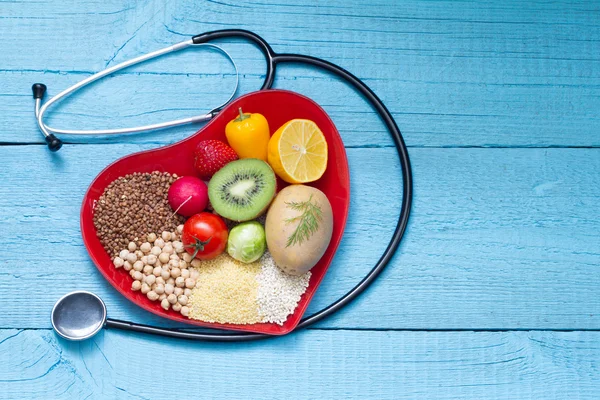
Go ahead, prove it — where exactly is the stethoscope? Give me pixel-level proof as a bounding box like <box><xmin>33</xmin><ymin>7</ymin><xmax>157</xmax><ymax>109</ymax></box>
<box><xmin>37</xmin><ymin>30</ymin><xmax>412</xmax><ymax>341</ymax></box>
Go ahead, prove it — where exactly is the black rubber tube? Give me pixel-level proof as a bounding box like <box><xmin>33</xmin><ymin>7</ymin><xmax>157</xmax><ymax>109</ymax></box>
<box><xmin>193</xmin><ymin>30</ymin><xmax>276</xmax><ymax>90</ymax></box>
<box><xmin>106</xmin><ymin>31</ymin><xmax>413</xmax><ymax>341</ymax></box>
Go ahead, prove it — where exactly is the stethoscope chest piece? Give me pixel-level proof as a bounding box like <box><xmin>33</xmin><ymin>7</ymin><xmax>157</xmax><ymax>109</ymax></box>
<box><xmin>51</xmin><ymin>291</ymin><xmax>107</xmax><ymax>340</ymax></box>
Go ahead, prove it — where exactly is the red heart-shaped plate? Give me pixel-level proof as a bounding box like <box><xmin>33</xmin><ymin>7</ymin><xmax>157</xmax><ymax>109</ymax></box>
<box><xmin>81</xmin><ymin>89</ymin><xmax>350</xmax><ymax>335</ymax></box>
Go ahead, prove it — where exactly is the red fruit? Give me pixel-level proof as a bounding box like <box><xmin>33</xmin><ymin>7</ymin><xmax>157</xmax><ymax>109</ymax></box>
<box><xmin>193</xmin><ymin>140</ymin><xmax>238</xmax><ymax>180</ymax></box>
<box><xmin>182</xmin><ymin>212</ymin><xmax>228</xmax><ymax>260</ymax></box>
<box><xmin>168</xmin><ymin>176</ymin><xmax>208</xmax><ymax>217</ymax></box>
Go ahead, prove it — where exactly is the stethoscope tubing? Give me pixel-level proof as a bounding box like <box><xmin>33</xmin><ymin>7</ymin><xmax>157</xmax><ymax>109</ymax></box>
<box><xmin>32</xmin><ymin>42</ymin><xmax>240</xmax><ymax>151</ymax></box>
<box><xmin>34</xmin><ymin>29</ymin><xmax>413</xmax><ymax>341</ymax></box>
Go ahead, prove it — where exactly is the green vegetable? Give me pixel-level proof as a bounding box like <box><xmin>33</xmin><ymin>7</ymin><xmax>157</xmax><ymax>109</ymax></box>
<box><xmin>284</xmin><ymin>194</ymin><xmax>323</xmax><ymax>248</ymax></box>
<box><xmin>227</xmin><ymin>221</ymin><xmax>266</xmax><ymax>263</ymax></box>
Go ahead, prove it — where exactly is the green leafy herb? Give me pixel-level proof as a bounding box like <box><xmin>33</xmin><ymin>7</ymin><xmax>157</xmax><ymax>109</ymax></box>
<box><xmin>284</xmin><ymin>195</ymin><xmax>323</xmax><ymax>247</ymax></box>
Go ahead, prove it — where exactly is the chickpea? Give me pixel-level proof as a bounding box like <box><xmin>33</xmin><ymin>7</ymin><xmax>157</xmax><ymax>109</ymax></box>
<box><xmin>141</xmin><ymin>255</ymin><xmax>148</xmax><ymax>264</ymax></box>
<box><xmin>143</xmin><ymin>265</ymin><xmax>153</xmax><ymax>275</ymax></box>
<box><xmin>155</xmin><ymin>283</ymin><xmax>165</xmax><ymax>295</ymax></box>
<box><xmin>132</xmin><ymin>271</ymin><xmax>143</xmax><ymax>281</ymax></box>
<box><xmin>159</xmin><ymin>293</ymin><xmax>167</xmax><ymax>301</ymax></box>
<box><xmin>161</xmin><ymin>298</ymin><xmax>170</xmax><ymax>310</ymax></box>
<box><xmin>183</xmin><ymin>253</ymin><xmax>193</xmax><ymax>263</ymax></box>
<box><xmin>141</xmin><ymin>283</ymin><xmax>151</xmax><ymax>294</ymax></box>
<box><xmin>191</xmin><ymin>259</ymin><xmax>202</xmax><ymax>268</ymax></box>
<box><xmin>170</xmin><ymin>268</ymin><xmax>181</xmax><ymax>278</ymax></box>
<box><xmin>190</xmin><ymin>269</ymin><xmax>200</xmax><ymax>280</ymax></box>
<box><xmin>119</xmin><ymin>249</ymin><xmax>129</xmax><ymax>260</ymax></box>
<box><xmin>181</xmin><ymin>269</ymin><xmax>190</xmax><ymax>279</ymax></box>
<box><xmin>133</xmin><ymin>261</ymin><xmax>143</xmax><ymax>272</ymax></box>
<box><xmin>167</xmin><ymin>294</ymin><xmax>177</xmax><ymax>305</ymax></box>
<box><xmin>131</xmin><ymin>280</ymin><xmax>142</xmax><ymax>291</ymax></box>
<box><xmin>177</xmin><ymin>295</ymin><xmax>188</xmax><ymax>306</ymax></box>
<box><xmin>147</xmin><ymin>291</ymin><xmax>159</xmax><ymax>301</ymax></box>
<box><xmin>175</xmin><ymin>277</ymin><xmax>185</xmax><ymax>288</ymax></box>
<box><xmin>165</xmin><ymin>283</ymin><xmax>174</xmax><ymax>295</ymax></box>
<box><xmin>123</xmin><ymin>261</ymin><xmax>133</xmax><ymax>271</ymax></box>
<box><xmin>167</xmin><ymin>277</ymin><xmax>175</xmax><ymax>285</ymax></box>
<box><xmin>147</xmin><ymin>254</ymin><xmax>157</xmax><ymax>265</ymax></box>
<box><xmin>155</xmin><ymin>238</ymin><xmax>165</xmax><ymax>249</ymax></box>
<box><xmin>156</xmin><ymin>277</ymin><xmax>165</xmax><ymax>285</ymax></box>
<box><xmin>179</xmin><ymin>260</ymin><xmax>188</xmax><ymax>270</ymax></box>
<box><xmin>161</xmin><ymin>269</ymin><xmax>170</xmax><ymax>280</ymax></box>
<box><xmin>129</xmin><ymin>270</ymin><xmax>136</xmax><ymax>278</ymax></box>
<box><xmin>145</xmin><ymin>275</ymin><xmax>156</xmax><ymax>286</ymax></box>
<box><xmin>158</xmin><ymin>252</ymin><xmax>170</xmax><ymax>264</ymax></box>
<box><xmin>184</xmin><ymin>288</ymin><xmax>192</xmax><ymax>297</ymax></box>
<box><xmin>135</xmin><ymin>250</ymin><xmax>144</xmax><ymax>259</ymax></box>
<box><xmin>162</xmin><ymin>244</ymin><xmax>174</xmax><ymax>255</ymax></box>
<box><xmin>147</xmin><ymin>233</ymin><xmax>157</xmax><ymax>243</ymax></box>
<box><xmin>170</xmin><ymin>253</ymin><xmax>180</xmax><ymax>261</ymax></box>
<box><xmin>140</xmin><ymin>242</ymin><xmax>152</xmax><ymax>253</ymax></box>
<box><xmin>151</xmin><ymin>246</ymin><xmax>162</xmax><ymax>256</ymax></box>
<box><xmin>153</xmin><ymin>266</ymin><xmax>162</xmax><ymax>277</ymax></box>
<box><xmin>185</xmin><ymin>278</ymin><xmax>196</xmax><ymax>289</ymax></box>
<box><xmin>162</xmin><ymin>231</ymin><xmax>172</xmax><ymax>241</ymax></box>
<box><xmin>172</xmin><ymin>303</ymin><xmax>182</xmax><ymax>312</ymax></box>
<box><xmin>168</xmin><ymin>259</ymin><xmax>179</xmax><ymax>268</ymax></box>
<box><xmin>177</xmin><ymin>225</ymin><xmax>184</xmax><ymax>234</ymax></box>
<box><xmin>180</xmin><ymin>306</ymin><xmax>190</xmax><ymax>317</ymax></box>
<box><xmin>113</xmin><ymin>257</ymin><xmax>124</xmax><ymax>268</ymax></box>
<box><xmin>126</xmin><ymin>253</ymin><xmax>138</xmax><ymax>264</ymax></box>
<box><xmin>174</xmin><ymin>287</ymin><xmax>183</xmax><ymax>296</ymax></box>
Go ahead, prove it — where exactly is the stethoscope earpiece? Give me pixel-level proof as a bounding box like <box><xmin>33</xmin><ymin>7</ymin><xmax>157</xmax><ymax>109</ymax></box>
<box><xmin>45</xmin><ymin>134</ymin><xmax>63</xmax><ymax>152</ymax></box>
<box><xmin>32</xmin><ymin>83</ymin><xmax>63</xmax><ymax>152</ymax></box>
<box><xmin>32</xmin><ymin>83</ymin><xmax>47</xmax><ymax>99</ymax></box>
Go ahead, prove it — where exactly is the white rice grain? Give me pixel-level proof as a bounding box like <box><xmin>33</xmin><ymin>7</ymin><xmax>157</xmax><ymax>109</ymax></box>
<box><xmin>256</xmin><ymin>252</ymin><xmax>311</xmax><ymax>325</ymax></box>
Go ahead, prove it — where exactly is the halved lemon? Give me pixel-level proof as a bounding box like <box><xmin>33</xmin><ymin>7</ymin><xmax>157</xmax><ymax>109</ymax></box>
<box><xmin>267</xmin><ymin>119</ymin><xmax>328</xmax><ymax>183</ymax></box>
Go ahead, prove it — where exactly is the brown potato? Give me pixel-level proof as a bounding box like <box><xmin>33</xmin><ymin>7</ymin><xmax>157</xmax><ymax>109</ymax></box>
<box><xmin>265</xmin><ymin>185</ymin><xmax>333</xmax><ymax>275</ymax></box>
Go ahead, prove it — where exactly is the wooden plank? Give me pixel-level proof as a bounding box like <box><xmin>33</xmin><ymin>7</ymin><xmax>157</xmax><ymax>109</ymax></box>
<box><xmin>1</xmin><ymin>328</ymin><xmax>599</xmax><ymax>399</ymax></box>
<box><xmin>0</xmin><ymin>144</ymin><xmax>598</xmax><ymax>329</ymax></box>
<box><xmin>1</xmin><ymin>0</ymin><xmax>599</xmax><ymax>146</ymax></box>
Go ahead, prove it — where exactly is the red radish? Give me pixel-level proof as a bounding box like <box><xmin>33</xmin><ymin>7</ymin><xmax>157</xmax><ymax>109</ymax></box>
<box><xmin>168</xmin><ymin>176</ymin><xmax>208</xmax><ymax>217</ymax></box>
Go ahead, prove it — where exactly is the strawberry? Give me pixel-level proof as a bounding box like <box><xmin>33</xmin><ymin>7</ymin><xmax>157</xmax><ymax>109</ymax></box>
<box><xmin>194</xmin><ymin>140</ymin><xmax>238</xmax><ymax>180</ymax></box>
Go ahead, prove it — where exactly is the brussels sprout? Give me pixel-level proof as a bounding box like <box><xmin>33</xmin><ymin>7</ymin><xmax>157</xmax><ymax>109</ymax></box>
<box><xmin>227</xmin><ymin>221</ymin><xmax>266</xmax><ymax>263</ymax></box>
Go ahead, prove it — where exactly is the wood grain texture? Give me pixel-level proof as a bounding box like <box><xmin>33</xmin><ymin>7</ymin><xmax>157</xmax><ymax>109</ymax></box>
<box><xmin>1</xmin><ymin>0</ymin><xmax>599</xmax><ymax>147</ymax></box>
<box><xmin>0</xmin><ymin>144</ymin><xmax>598</xmax><ymax>329</ymax></box>
<box><xmin>0</xmin><ymin>328</ymin><xmax>598</xmax><ymax>399</ymax></box>
<box><xmin>1</xmin><ymin>0</ymin><xmax>600</xmax><ymax>398</ymax></box>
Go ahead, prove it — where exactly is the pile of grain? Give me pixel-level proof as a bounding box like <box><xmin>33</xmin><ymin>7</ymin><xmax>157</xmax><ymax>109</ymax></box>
<box><xmin>188</xmin><ymin>254</ymin><xmax>262</xmax><ymax>324</ymax></box>
<box><xmin>93</xmin><ymin>172</ymin><xmax>185</xmax><ymax>256</ymax></box>
<box><xmin>188</xmin><ymin>252</ymin><xmax>311</xmax><ymax>326</ymax></box>
<box><xmin>257</xmin><ymin>255</ymin><xmax>311</xmax><ymax>325</ymax></box>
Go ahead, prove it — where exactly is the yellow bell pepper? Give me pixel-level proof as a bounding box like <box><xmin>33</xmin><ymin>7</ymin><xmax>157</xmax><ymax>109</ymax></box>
<box><xmin>225</xmin><ymin>108</ymin><xmax>270</xmax><ymax>161</ymax></box>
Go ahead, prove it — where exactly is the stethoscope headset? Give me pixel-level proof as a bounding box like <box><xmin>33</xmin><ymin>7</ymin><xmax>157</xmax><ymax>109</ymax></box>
<box><xmin>35</xmin><ymin>30</ymin><xmax>412</xmax><ymax>341</ymax></box>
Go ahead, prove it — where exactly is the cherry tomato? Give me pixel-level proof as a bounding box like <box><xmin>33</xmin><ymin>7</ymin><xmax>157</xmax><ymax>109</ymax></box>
<box><xmin>181</xmin><ymin>212</ymin><xmax>228</xmax><ymax>260</ymax></box>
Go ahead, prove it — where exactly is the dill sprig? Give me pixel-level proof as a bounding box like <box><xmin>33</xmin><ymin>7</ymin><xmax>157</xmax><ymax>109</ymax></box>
<box><xmin>284</xmin><ymin>194</ymin><xmax>323</xmax><ymax>247</ymax></box>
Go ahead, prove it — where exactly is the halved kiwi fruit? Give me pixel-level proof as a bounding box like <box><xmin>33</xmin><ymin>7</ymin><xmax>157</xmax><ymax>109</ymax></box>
<box><xmin>208</xmin><ymin>159</ymin><xmax>277</xmax><ymax>221</ymax></box>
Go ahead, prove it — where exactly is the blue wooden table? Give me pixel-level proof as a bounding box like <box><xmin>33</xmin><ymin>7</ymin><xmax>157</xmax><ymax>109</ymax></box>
<box><xmin>1</xmin><ymin>1</ymin><xmax>599</xmax><ymax>398</ymax></box>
